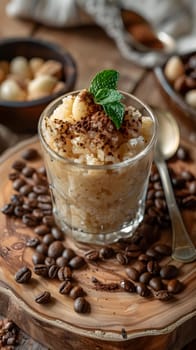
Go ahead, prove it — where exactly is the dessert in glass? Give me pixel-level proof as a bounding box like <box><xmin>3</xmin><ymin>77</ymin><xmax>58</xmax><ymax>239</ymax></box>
<box><xmin>38</xmin><ymin>70</ymin><xmax>157</xmax><ymax>244</ymax></box>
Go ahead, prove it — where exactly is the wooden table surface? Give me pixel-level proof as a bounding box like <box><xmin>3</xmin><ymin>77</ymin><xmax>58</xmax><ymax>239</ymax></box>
<box><xmin>0</xmin><ymin>0</ymin><xmax>195</xmax><ymax>349</ymax></box>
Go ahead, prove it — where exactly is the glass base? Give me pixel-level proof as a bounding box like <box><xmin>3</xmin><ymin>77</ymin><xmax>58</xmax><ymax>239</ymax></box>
<box><xmin>53</xmin><ymin>205</ymin><xmax>145</xmax><ymax>245</ymax></box>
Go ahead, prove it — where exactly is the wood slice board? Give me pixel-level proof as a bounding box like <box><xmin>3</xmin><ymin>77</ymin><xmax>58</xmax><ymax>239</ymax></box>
<box><xmin>0</xmin><ymin>136</ymin><xmax>196</xmax><ymax>350</ymax></box>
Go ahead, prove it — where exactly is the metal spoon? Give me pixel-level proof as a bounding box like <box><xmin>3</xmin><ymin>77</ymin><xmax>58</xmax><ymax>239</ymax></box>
<box><xmin>153</xmin><ymin>107</ymin><xmax>196</xmax><ymax>263</ymax></box>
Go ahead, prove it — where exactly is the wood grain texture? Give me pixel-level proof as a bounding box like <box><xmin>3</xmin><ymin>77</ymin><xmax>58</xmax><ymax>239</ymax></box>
<box><xmin>0</xmin><ymin>137</ymin><xmax>195</xmax><ymax>350</ymax></box>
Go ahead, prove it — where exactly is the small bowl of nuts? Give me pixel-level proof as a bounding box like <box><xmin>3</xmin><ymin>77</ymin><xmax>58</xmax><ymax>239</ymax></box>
<box><xmin>154</xmin><ymin>51</ymin><xmax>196</xmax><ymax>123</ymax></box>
<box><xmin>0</xmin><ymin>37</ymin><xmax>77</xmax><ymax>133</ymax></box>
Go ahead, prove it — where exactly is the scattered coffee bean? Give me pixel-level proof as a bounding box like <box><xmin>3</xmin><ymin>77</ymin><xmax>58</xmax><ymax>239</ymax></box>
<box><xmin>42</xmin><ymin>234</ymin><xmax>55</xmax><ymax>245</ymax></box>
<box><xmin>58</xmin><ymin>266</ymin><xmax>72</xmax><ymax>281</ymax></box>
<box><xmin>21</xmin><ymin>148</ymin><xmax>39</xmax><ymax>160</ymax></box>
<box><xmin>33</xmin><ymin>185</ymin><xmax>48</xmax><ymax>195</ymax></box>
<box><xmin>176</xmin><ymin>146</ymin><xmax>189</xmax><ymax>161</ymax></box>
<box><xmin>152</xmin><ymin>289</ymin><xmax>172</xmax><ymax>301</ymax></box>
<box><xmin>37</xmin><ymin>166</ymin><xmax>47</xmax><ymax>176</ymax></box>
<box><xmin>51</xmin><ymin>227</ymin><xmax>64</xmax><ymax>240</ymax></box>
<box><xmin>69</xmin><ymin>256</ymin><xmax>86</xmax><ymax>269</ymax></box>
<box><xmin>33</xmin><ymin>264</ymin><xmax>48</xmax><ymax>277</ymax></box>
<box><xmin>32</xmin><ymin>252</ymin><xmax>45</xmax><ymax>265</ymax></box>
<box><xmin>34</xmin><ymin>224</ymin><xmax>50</xmax><ymax>236</ymax></box>
<box><xmin>42</xmin><ymin>215</ymin><xmax>55</xmax><ymax>227</ymax></box>
<box><xmin>10</xmin><ymin>194</ymin><xmax>24</xmax><ymax>205</ymax></box>
<box><xmin>36</xmin><ymin>243</ymin><xmax>48</xmax><ymax>256</ymax></box>
<box><xmin>84</xmin><ymin>249</ymin><xmax>99</xmax><ymax>262</ymax></box>
<box><xmin>12</xmin><ymin>160</ymin><xmax>26</xmax><ymax>171</ymax></box>
<box><xmin>8</xmin><ymin>171</ymin><xmax>20</xmax><ymax>181</ymax></box>
<box><xmin>74</xmin><ymin>297</ymin><xmax>90</xmax><ymax>313</ymax></box>
<box><xmin>160</xmin><ymin>265</ymin><xmax>178</xmax><ymax>279</ymax></box>
<box><xmin>22</xmin><ymin>214</ymin><xmax>38</xmax><ymax>227</ymax></box>
<box><xmin>120</xmin><ymin>279</ymin><xmax>135</xmax><ymax>292</ymax></box>
<box><xmin>59</xmin><ymin>280</ymin><xmax>73</xmax><ymax>294</ymax></box>
<box><xmin>167</xmin><ymin>279</ymin><xmax>183</xmax><ymax>293</ymax></box>
<box><xmin>138</xmin><ymin>254</ymin><xmax>151</xmax><ymax>263</ymax></box>
<box><xmin>1</xmin><ymin>203</ymin><xmax>14</xmax><ymax>215</ymax></box>
<box><xmin>37</xmin><ymin>195</ymin><xmax>51</xmax><ymax>204</ymax></box>
<box><xmin>153</xmin><ymin>243</ymin><xmax>172</xmax><ymax>256</ymax></box>
<box><xmin>48</xmin><ymin>264</ymin><xmax>59</xmax><ymax>279</ymax></box>
<box><xmin>13</xmin><ymin>178</ymin><xmax>26</xmax><ymax>191</ymax></box>
<box><xmin>99</xmin><ymin>246</ymin><xmax>114</xmax><ymax>259</ymax></box>
<box><xmin>44</xmin><ymin>257</ymin><xmax>56</xmax><ymax>266</ymax></box>
<box><xmin>69</xmin><ymin>286</ymin><xmax>84</xmax><ymax>299</ymax></box>
<box><xmin>22</xmin><ymin>166</ymin><xmax>35</xmax><ymax>177</ymax></box>
<box><xmin>147</xmin><ymin>260</ymin><xmax>160</xmax><ymax>275</ymax></box>
<box><xmin>133</xmin><ymin>261</ymin><xmax>147</xmax><ymax>274</ymax></box>
<box><xmin>149</xmin><ymin>277</ymin><xmax>163</xmax><ymax>291</ymax></box>
<box><xmin>32</xmin><ymin>208</ymin><xmax>44</xmax><ymax>219</ymax></box>
<box><xmin>26</xmin><ymin>237</ymin><xmax>40</xmax><ymax>248</ymax></box>
<box><xmin>136</xmin><ymin>283</ymin><xmax>149</xmax><ymax>297</ymax></box>
<box><xmin>125</xmin><ymin>267</ymin><xmax>139</xmax><ymax>281</ymax></box>
<box><xmin>146</xmin><ymin>247</ymin><xmax>161</xmax><ymax>260</ymax></box>
<box><xmin>139</xmin><ymin>272</ymin><xmax>152</xmax><ymax>284</ymax></box>
<box><xmin>62</xmin><ymin>248</ymin><xmax>75</xmax><ymax>260</ymax></box>
<box><xmin>56</xmin><ymin>256</ymin><xmax>69</xmax><ymax>267</ymax></box>
<box><xmin>35</xmin><ymin>291</ymin><xmax>51</xmax><ymax>304</ymax></box>
<box><xmin>116</xmin><ymin>252</ymin><xmax>129</xmax><ymax>265</ymax></box>
<box><xmin>15</xmin><ymin>266</ymin><xmax>32</xmax><ymax>283</ymax></box>
<box><xmin>19</xmin><ymin>184</ymin><xmax>33</xmax><ymax>196</ymax></box>
<box><xmin>48</xmin><ymin>241</ymin><xmax>64</xmax><ymax>259</ymax></box>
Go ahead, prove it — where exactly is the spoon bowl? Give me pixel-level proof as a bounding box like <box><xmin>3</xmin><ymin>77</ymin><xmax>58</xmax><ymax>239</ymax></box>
<box><xmin>153</xmin><ymin>107</ymin><xmax>196</xmax><ymax>263</ymax></box>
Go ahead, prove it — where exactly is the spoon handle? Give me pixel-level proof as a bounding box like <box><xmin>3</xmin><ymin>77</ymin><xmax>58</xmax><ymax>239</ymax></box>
<box><xmin>155</xmin><ymin>156</ymin><xmax>196</xmax><ymax>263</ymax></box>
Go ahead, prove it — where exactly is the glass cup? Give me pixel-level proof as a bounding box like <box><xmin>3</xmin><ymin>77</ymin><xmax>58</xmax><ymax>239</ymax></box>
<box><xmin>38</xmin><ymin>91</ymin><xmax>157</xmax><ymax>245</ymax></box>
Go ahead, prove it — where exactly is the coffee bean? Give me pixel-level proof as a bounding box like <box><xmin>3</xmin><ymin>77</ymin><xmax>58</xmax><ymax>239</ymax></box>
<box><xmin>74</xmin><ymin>297</ymin><xmax>90</xmax><ymax>313</ymax></box>
<box><xmin>139</xmin><ymin>272</ymin><xmax>152</xmax><ymax>284</ymax></box>
<box><xmin>58</xmin><ymin>266</ymin><xmax>72</xmax><ymax>281</ymax></box>
<box><xmin>21</xmin><ymin>204</ymin><xmax>31</xmax><ymax>213</ymax></box>
<box><xmin>37</xmin><ymin>195</ymin><xmax>51</xmax><ymax>204</ymax></box>
<box><xmin>149</xmin><ymin>277</ymin><xmax>163</xmax><ymax>291</ymax></box>
<box><xmin>69</xmin><ymin>286</ymin><xmax>84</xmax><ymax>299</ymax></box>
<box><xmin>138</xmin><ymin>254</ymin><xmax>151</xmax><ymax>263</ymax></box>
<box><xmin>56</xmin><ymin>256</ymin><xmax>69</xmax><ymax>267</ymax></box>
<box><xmin>34</xmin><ymin>224</ymin><xmax>50</xmax><ymax>236</ymax></box>
<box><xmin>59</xmin><ymin>280</ymin><xmax>73</xmax><ymax>294</ymax></box>
<box><xmin>99</xmin><ymin>246</ymin><xmax>114</xmax><ymax>259</ymax></box>
<box><xmin>146</xmin><ymin>247</ymin><xmax>161</xmax><ymax>260</ymax></box>
<box><xmin>10</xmin><ymin>194</ymin><xmax>24</xmax><ymax>205</ymax></box>
<box><xmin>120</xmin><ymin>279</ymin><xmax>135</xmax><ymax>292</ymax></box>
<box><xmin>37</xmin><ymin>166</ymin><xmax>47</xmax><ymax>176</ymax></box>
<box><xmin>13</xmin><ymin>178</ymin><xmax>26</xmax><ymax>191</ymax></box>
<box><xmin>22</xmin><ymin>166</ymin><xmax>35</xmax><ymax>177</ymax></box>
<box><xmin>42</xmin><ymin>234</ymin><xmax>55</xmax><ymax>245</ymax></box>
<box><xmin>147</xmin><ymin>260</ymin><xmax>160</xmax><ymax>275</ymax></box>
<box><xmin>22</xmin><ymin>214</ymin><xmax>38</xmax><ymax>227</ymax></box>
<box><xmin>187</xmin><ymin>181</ymin><xmax>196</xmax><ymax>194</ymax></box>
<box><xmin>32</xmin><ymin>172</ymin><xmax>46</xmax><ymax>185</ymax></box>
<box><xmin>1</xmin><ymin>203</ymin><xmax>15</xmax><ymax>215</ymax></box>
<box><xmin>15</xmin><ymin>266</ymin><xmax>32</xmax><ymax>283</ymax></box>
<box><xmin>21</xmin><ymin>148</ymin><xmax>39</xmax><ymax>160</ymax></box>
<box><xmin>33</xmin><ymin>264</ymin><xmax>48</xmax><ymax>277</ymax></box>
<box><xmin>12</xmin><ymin>160</ymin><xmax>26</xmax><ymax>171</ymax></box>
<box><xmin>25</xmin><ymin>198</ymin><xmax>38</xmax><ymax>209</ymax></box>
<box><xmin>125</xmin><ymin>267</ymin><xmax>139</xmax><ymax>281</ymax></box>
<box><xmin>62</xmin><ymin>248</ymin><xmax>75</xmax><ymax>260</ymax></box>
<box><xmin>125</xmin><ymin>250</ymin><xmax>141</xmax><ymax>259</ymax></box>
<box><xmin>48</xmin><ymin>241</ymin><xmax>64</xmax><ymax>258</ymax></box>
<box><xmin>32</xmin><ymin>208</ymin><xmax>44</xmax><ymax>219</ymax></box>
<box><xmin>35</xmin><ymin>291</ymin><xmax>51</xmax><ymax>304</ymax></box>
<box><xmin>116</xmin><ymin>252</ymin><xmax>129</xmax><ymax>265</ymax></box>
<box><xmin>42</xmin><ymin>215</ymin><xmax>55</xmax><ymax>227</ymax></box>
<box><xmin>152</xmin><ymin>290</ymin><xmax>172</xmax><ymax>301</ymax></box>
<box><xmin>48</xmin><ymin>264</ymin><xmax>59</xmax><ymax>279</ymax></box>
<box><xmin>32</xmin><ymin>252</ymin><xmax>45</xmax><ymax>265</ymax></box>
<box><xmin>44</xmin><ymin>257</ymin><xmax>56</xmax><ymax>266</ymax></box>
<box><xmin>160</xmin><ymin>265</ymin><xmax>179</xmax><ymax>279</ymax></box>
<box><xmin>69</xmin><ymin>256</ymin><xmax>86</xmax><ymax>269</ymax></box>
<box><xmin>8</xmin><ymin>171</ymin><xmax>20</xmax><ymax>181</ymax></box>
<box><xmin>136</xmin><ymin>283</ymin><xmax>149</xmax><ymax>297</ymax></box>
<box><xmin>167</xmin><ymin>279</ymin><xmax>183</xmax><ymax>294</ymax></box>
<box><xmin>51</xmin><ymin>227</ymin><xmax>64</xmax><ymax>240</ymax></box>
<box><xmin>147</xmin><ymin>189</ymin><xmax>155</xmax><ymax>200</ymax></box>
<box><xmin>182</xmin><ymin>195</ymin><xmax>196</xmax><ymax>208</ymax></box>
<box><xmin>153</xmin><ymin>243</ymin><xmax>172</xmax><ymax>256</ymax></box>
<box><xmin>38</xmin><ymin>202</ymin><xmax>52</xmax><ymax>210</ymax></box>
<box><xmin>133</xmin><ymin>261</ymin><xmax>147</xmax><ymax>274</ymax></box>
<box><xmin>84</xmin><ymin>249</ymin><xmax>99</xmax><ymax>262</ymax></box>
<box><xmin>155</xmin><ymin>190</ymin><xmax>164</xmax><ymax>198</ymax></box>
<box><xmin>19</xmin><ymin>184</ymin><xmax>33</xmax><ymax>196</ymax></box>
<box><xmin>125</xmin><ymin>243</ymin><xmax>141</xmax><ymax>252</ymax></box>
<box><xmin>33</xmin><ymin>185</ymin><xmax>48</xmax><ymax>194</ymax></box>
<box><xmin>26</xmin><ymin>237</ymin><xmax>40</xmax><ymax>248</ymax></box>
<box><xmin>36</xmin><ymin>243</ymin><xmax>48</xmax><ymax>256</ymax></box>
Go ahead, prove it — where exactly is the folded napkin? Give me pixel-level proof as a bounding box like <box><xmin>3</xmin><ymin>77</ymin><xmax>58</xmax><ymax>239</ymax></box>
<box><xmin>5</xmin><ymin>0</ymin><xmax>196</xmax><ymax>67</ymax></box>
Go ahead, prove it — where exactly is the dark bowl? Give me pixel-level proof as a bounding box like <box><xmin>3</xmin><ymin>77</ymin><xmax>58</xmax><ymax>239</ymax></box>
<box><xmin>154</xmin><ymin>52</ymin><xmax>196</xmax><ymax>125</ymax></box>
<box><xmin>0</xmin><ymin>37</ymin><xmax>77</xmax><ymax>133</ymax></box>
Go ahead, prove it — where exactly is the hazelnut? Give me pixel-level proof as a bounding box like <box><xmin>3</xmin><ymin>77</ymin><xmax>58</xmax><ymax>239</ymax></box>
<box><xmin>10</xmin><ymin>56</ymin><xmax>32</xmax><ymax>79</ymax></box>
<box><xmin>164</xmin><ymin>56</ymin><xmax>184</xmax><ymax>83</ymax></box>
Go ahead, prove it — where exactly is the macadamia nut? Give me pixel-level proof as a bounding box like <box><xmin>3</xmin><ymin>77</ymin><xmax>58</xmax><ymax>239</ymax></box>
<box><xmin>164</xmin><ymin>56</ymin><xmax>185</xmax><ymax>83</ymax></box>
<box><xmin>10</xmin><ymin>56</ymin><xmax>32</xmax><ymax>79</ymax></box>
<box><xmin>0</xmin><ymin>79</ymin><xmax>26</xmax><ymax>101</ymax></box>
<box><xmin>185</xmin><ymin>89</ymin><xmax>196</xmax><ymax>108</ymax></box>
<box><xmin>29</xmin><ymin>57</ymin><xmax>44</xmax><ymax>76</ymax></box>
<box><xmin>28</xmin><ymin>74</ymin><xmax>57</xmax><ymax>99</ymax></box>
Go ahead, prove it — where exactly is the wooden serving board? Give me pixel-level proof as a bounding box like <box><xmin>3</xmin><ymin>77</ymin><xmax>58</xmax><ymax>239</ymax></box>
<box><xmin>0</xmin><ymin>136</ymin><xmax>196</xmax><ymax>350</ymax></box>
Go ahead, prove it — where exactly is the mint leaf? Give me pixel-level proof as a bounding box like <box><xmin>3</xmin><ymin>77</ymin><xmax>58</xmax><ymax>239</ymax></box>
<box><xmin>95</xmin><ymin>88</ymin><xmax>123</xmax><ymax>105</ymax></box>
<box><xmin>103</xmin><ymin>102</ymin><xmax>125</xmax><ymax>129</ymax></box>
<box><xmin>89</xmin><ymin>70</ymin><xmax>119</xmax><ymax>96</ymax></box>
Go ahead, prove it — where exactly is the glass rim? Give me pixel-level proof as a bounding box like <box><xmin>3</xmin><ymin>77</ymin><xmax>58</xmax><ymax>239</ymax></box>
<box><xmin>38</xmin><ymin>90</ymin><xmax>157</xmax><ymax>170</ymax></box>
